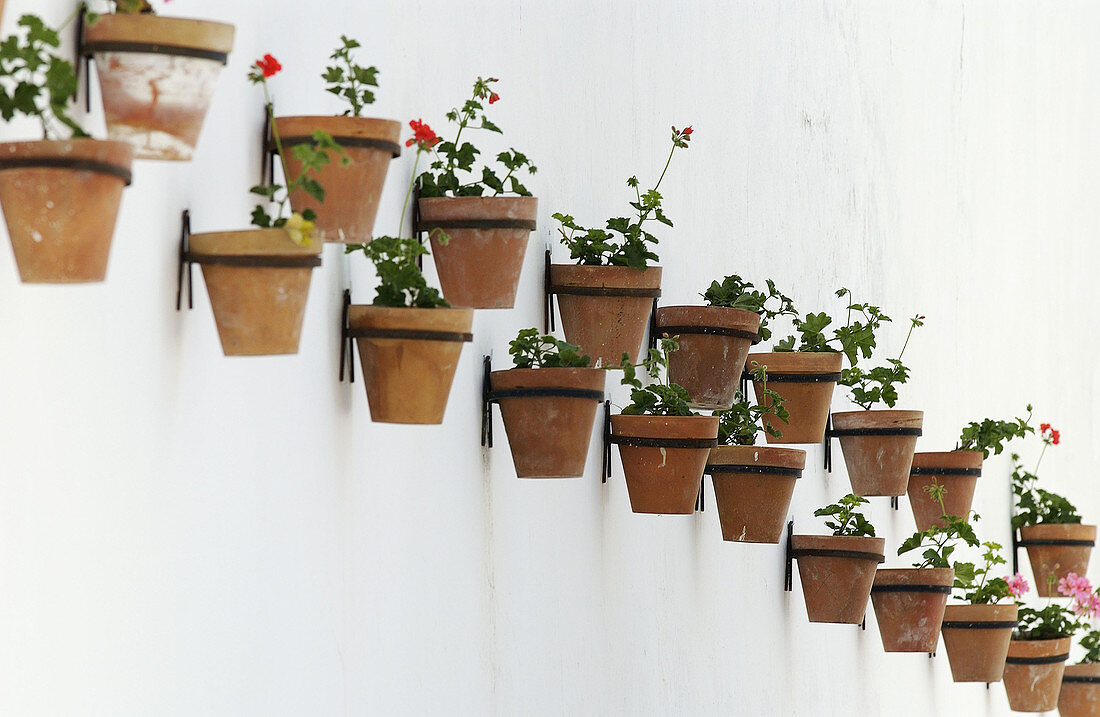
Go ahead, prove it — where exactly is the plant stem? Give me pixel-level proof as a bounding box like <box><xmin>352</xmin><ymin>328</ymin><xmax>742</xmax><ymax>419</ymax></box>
<box><xmin>898</xmin><ymin>318</ymin><xmax>918</xmax><ymax>360</ymax></box>
<box><xmin>1034</xmin><ymin>442</ymin><xmax>1048</xmax><ymax>475</ymax></box>
<box><xmin>636</xmin><ymin>143</ymin><xmax>679</xmax><ymax>225</ymax></box>
<box><xmin>262</xmin><ymin>81</ymin><xmax>292</xmax><ymax>220</ymax></box>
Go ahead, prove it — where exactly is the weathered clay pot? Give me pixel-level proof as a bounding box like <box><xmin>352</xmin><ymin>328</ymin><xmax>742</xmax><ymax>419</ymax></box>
<box><xmin>490</xmin><ymin>367</ymin><xmax>606</xmax><ymax>478</ymax></box>
<box><xmin>831</xmin><ymin>410</ymin><xmax>923</xmax><ymax>496</ymax></box>
<box><xmin>1059</xmin><ymin>663</ymin><xmax>1100</xmax><ymax>717</ymax></box>
<box><xmin>188</xmin><ymin>229</ymin><xmax>320</xmax><ymax>355</ymax></box>
<box><xmin>707</xmin><ymin>445</ymin><xmax>804</xmax><ymax>543</ymax></box>
<box><xmin>610</xmin><ymin>414</ymin><xmax>718</xmax><ymax>514</ymax></box>
<box><xmin>655</xmin><ymin>305</ymin><xmax>761</xmax><ymax>410</ymax></box>
<box><xmin>907</xmin><ymin>450</ymin><xmax>983</xmax><ymax>530</ymax></box>
<box><xmin>348</xmin><ymin>305</ymin><xmax>473</xmax><ymax>424</ymax></box>
<box><xmin>0</xmin><ymin>139</ymin><xmax>132</xmax><ymax>283</ymax></box>
<box><xmin>274</xmin><ymin>116</ymin><xmax>400</xmax><ymax>243</ymax></box>
<box><xmin>1019</xmin><ymin>523</ymin><xmax>1097</xmax><ymax>597</ymax></box>
<box><xmin>940</xmin><ymin>603</ymin><xmax>1018</xmax><ymax>682</ymax></box>
<box><xmin>418</xmin><ymin>196</ymin><xmax>537</xmax><ymax>309</ymax></box>
<box><xmin>84</xmin><ymin>14</ymin><xmax>235</xmax><ymax>161</ymax></box>
<box><xmin>791</xmin><ymin>534</ymin><xmax>885</xmax><ymax>624</ymax></box>
<box><xmin>870</xmin><ymin>567</ymin><xmax>953</xmax><ymax>652</ymax></box>
<box><xmin>1003</xmin><ymin>637</ymin><xmax>1071</xmax><ymax>712</ymax></box>
<box><xmin>746</xmin><ymin>351</ymin><xmax>842</xmax><ymax>444</ymax></box>
<box><xmin>549</xmin><ymin>264</ymin><xmax>662</xmax><ymax>366</ymax></box>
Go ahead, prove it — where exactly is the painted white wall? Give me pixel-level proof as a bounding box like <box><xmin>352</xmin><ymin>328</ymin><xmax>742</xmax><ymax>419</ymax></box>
<box><xmin>1</xmin><ymin>0</ymin><xmax>1098</xmax><ymax>715</ymax></box>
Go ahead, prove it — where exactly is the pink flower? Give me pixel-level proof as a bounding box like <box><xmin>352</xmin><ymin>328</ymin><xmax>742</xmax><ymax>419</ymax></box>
<box><xmin>1007</xmin><ymin>573</ymin><xmax>1030</xmax><ymax>597</ymax></box>
<box><xmin>1074</xmin><ymin>593</ymin><xmax>1100</xmax><ymax>619</ymax></box>
<box><xmin>1058</xmin><ymin>572</ymin><xmax>1092</xmax><ymax>600</ymax></box>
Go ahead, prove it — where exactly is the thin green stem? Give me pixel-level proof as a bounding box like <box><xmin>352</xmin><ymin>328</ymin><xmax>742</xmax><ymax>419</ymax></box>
<box><xmin>898</xmin><ymin>318</ymin><xmax>918</xmax><ymax>361</ymax></box>
<box><xmin>1034</xmin><ymin>442</ymin><xmax>1049</xmax><ymax>475</ymax></box>
<box><xmin>263</xmin><ymin>82</ymin><xmax>292</xmax><ymax>220</ymax></box>
<box><xmin>398</xmin><ymin>150</ymin><xmax>421</xmax><ymax>237</ymax></box>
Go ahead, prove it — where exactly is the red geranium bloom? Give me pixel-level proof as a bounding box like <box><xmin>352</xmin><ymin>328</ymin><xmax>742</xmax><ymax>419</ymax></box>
<box><xmin>256</xmin><ymin>54</ymin><xmax>282</xmax><ymax>79</ymax></box>
<box><xmin>682</xmin><ymin>126</ymin><xmax>693</xmax><ymax>135</ymax></box>
<box><xmin>1040</xmin><ymin>423</ymin><xmax>1050</xmax><ymax>432</ymax></box>
<box><xmin>406</xmin><ymin>119</ymin><xmax>440</xmax><ymax>150</ymax></box>
<box><xmin>488</xmin><ymin>92</ymin><xmax>500</xmax><ymax>104</ymax></box>
<box><xmin>1051</xmin><ymin>430</ymin><xmax>1061</xmax><ymax>445</ymax></box>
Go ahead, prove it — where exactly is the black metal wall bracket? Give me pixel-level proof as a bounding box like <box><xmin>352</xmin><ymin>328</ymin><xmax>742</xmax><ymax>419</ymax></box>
<box><xmin>543</xmin><ymin>249</ymin><xmax>554</xmax><ymax>333</ymax></box>
<box><xmin>176</xmin><ymin>210</ymin><xmax>194</xmax><ymax>311</ymax></box>
<box><xmin>339</xmin><ymin>289</ymin><xmax>356</xmax><ymax>383</ymax></box>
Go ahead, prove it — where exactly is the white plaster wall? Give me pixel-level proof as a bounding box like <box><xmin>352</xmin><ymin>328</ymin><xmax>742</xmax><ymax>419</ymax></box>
<box><xmin>1</xmin><ymin>0</ymin><xmax>1098</xmax><ymax>715</ymax></box>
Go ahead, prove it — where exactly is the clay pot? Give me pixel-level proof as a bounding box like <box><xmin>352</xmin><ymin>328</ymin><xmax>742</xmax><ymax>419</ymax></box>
<box><xmin>84</xmin><ymin>14</ymin><xmax>235</xmax><ymax>161</ymax></box>
<box><xmin>940</xmin><ymin>603</ymin><xmax>1019</xmax><ymax>682</ymax></box>
<box><xmin>1019</xmin><ymin>523</ymin><xmax>1097</xmax><ymax>597</ymax></box>
<box><xmin>907</xmin><ymin>450</ymin><xmax>983</xmax><ymax>530</ymax></box>
<box><xmin>610</xmin><ymin>414</ymin><xmax>718</xmax><ymax>514</ymax></box>
<box><xmin>831</xmin><ymin>410</ymin><xmax>923</xmax><ymax>496</ymax></box>
<box><xmin>745</xmin><ymin>351</ymin><xmax>842</xmax><ymax>444</ymax></box>
<box><xmin>274</xmin><ymin>116</ymin><xmax>400</xmax><ymax>243</ymax></box>
<box><xmin>707</xmin><ymin>445</ymin><xmax>804</xmax><ymax>544</ymax></box>
<box><xmin>418</xmin><ymin>196</ymin><xmax>537</xmax><ymax>309</ymax></box>
<box><xmin>791</xmin><ymin>534</ymin><xmax>885</xmax><ymax>624</ymax></box>
<box><xmin>655</xmin><ymin>306</ymin><xmax>761</xmax><ymax>410</ymax></box>
<box><xmin>1059</xmin><ymin>663</ymin><xmax>1100</xmax><ymax>717</ymax></box>
<box><xmin>549</xmin><ymin>264</ymin><xmax>662</xmax><ymax>366</ymax></box>
<box><xmin>0</xmin><ymin>139</ymin><xmax>132</xmax><ymax>283</ymax></box>
<box><xmin>348</xmin><ymin>305</ymin><xmax>473</xmax><ymax>424</ymax></box>
<box><xmin>490</xmin><ymin>367</ymin><xmax>606</xmax><ymax>478</ymax></box>
<box><xmin>1003</xmin><ymin>637</ymin><xmax>1071</xmax><ymax>712</ymax></box>
<box><xmin>870</xmin><ymin>567</ymin><xmax>953</xmax><ymax>652</ymax></box>
<box><xmin>188</xmin><ymin>229</ymin><xmax>321</xmax><ymax>355</ymax></box>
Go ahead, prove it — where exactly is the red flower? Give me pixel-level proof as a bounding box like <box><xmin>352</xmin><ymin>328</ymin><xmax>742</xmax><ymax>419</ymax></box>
<box><xmin>256</xmin><ymin>54</ymin><xmax>282</xmax><ymax>78</ymax></box>
<box><xmin>1051</xmin><ymin>430</ymin><xmax>1061</xmax><ymax>445</ymax></box>
<box><xmin>1040</xmin><ymin>423</ymin><xmax>1050</xmax><ymax>432</ymax></box>
<box><xmin>406</xmin><ymin>119</ymin><xmax>440</xmax><ymax>150</ymax></box>
<box><xmin>682</xmin><ymin>126</ymin><xmax>693</xmax><ymax>135</ymax></box>
<box><xmin>488</xmin><ymin>93</ymin><xmax>500</xmax><ymax>104</ymax></box>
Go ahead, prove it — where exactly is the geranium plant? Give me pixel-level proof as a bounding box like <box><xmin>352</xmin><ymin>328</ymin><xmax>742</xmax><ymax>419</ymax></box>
<box><xmin>612</xmin><ymin>335</ymin><xmax>694</xmax><ymax>416</ymax></box>
<box><xmin>322</xmin><ymin>35</ymin><xmax>378</xmax><ymax>116</ymax></box>
<box><xmin>715</xmin><ymin>365</ymin><xmax>789</xmax><ymax>445</ymax></box>
<box><xmin>814</xmin><ymin>493</ymin><xmax>876</xmax><ymax>537</ymax></box>
<box><xmin>897</xmin><ymin>483</ymin><xmax>979</xmax><ymax>568</ymax></box>
<box><xmin>417</xmin><ymin>76</ymin><xmax>536</xmax><ymax>198</ymax></box>
<box><xmin>1016</xmin><ymin>572</ymin><xmax>1098</xmax><ymax>640</ymax></box>
<box><xmin>1011</xmin><ymin>424</ymin><xmax>1081</xmax><ymax>529</ymax></box>
<box><xmin>552</xmin><ymin>126</ymin><xmax>692</xmax><ymax>270</ymax></box>
<box><xmin>952</xmin><ymin>541</ymin><xmax>1029</xmax><ymax>604</ymax></box>
<box><xmin>508</xmin><ymin>329</ymin><xmax>589</xmax><ymax>369</ymax></box>
<box><xmin>956</xmin><ymin>407</ymin><xmax>1034</xmax><ymax>457</ymax></box>
<box><xmin>702</xmin><ymin>275</ymin><xmax>796</xmax><ymax>342</ymax></box>
<box><xmin>773</xmin><ymin>288</ymin><xmax>889</xmax><ymax>364</ymax></box>
<box><xmin>838</xmin><ymin>313</ymin><xmax>924</xmax><ymax>410</ymax></box>
<box><xmin>0</xmin><ymin>14</ymin><xmax>85</xmax><ymax>138</ymax></box>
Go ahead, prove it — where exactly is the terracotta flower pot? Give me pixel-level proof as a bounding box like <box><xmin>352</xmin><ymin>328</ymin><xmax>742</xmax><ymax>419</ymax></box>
<box><xmin>870</xmin><ymin>567</ymin><xmax>953</xmax><ymax>652</ymax></box>
<box><xmin>907</xmin><ymin>450</ymin><xmax>983</xmax><ymax>530</ymax></box>
<box><xmin>274</xmin><ymin>116</ymin><xmax>400</xmax><ymax>243</ymax></box>
<box><xmin>940</xmin><ymin>603</ymin><xmax>1018</xmax><ymax>682</ymax></box>
<box><xmin>1003</xmin><ymin>637</ymin><xmax>1071</xmax><ymax>712</ymax></box>
<box><xmin>745</xmin><ymin>351</ymin><xmax>842</xmax><ymax>444</ymax></box>
<box><xmin>0</xmin><ymin>139</ymin><xmax>132</xmax><ymax>283</ymax></box>
<box><xmin>610</xmin><ymin>414</ymin><xmax>718</xmax><ymax>514</ymax></box>
<box><xmin>707</xmin><ymin>445</ymin><xmax>804</xmax><ymax>543</ymax></box>
<box><xmin>831</xmin><ymin>410</ymin><xmax>923</xmax><ymax>496</ymax></box>
<box><xmin>1019</xmin><ymin>523</ymin><xmax>1097</xmax><ymax>597</ymax></box>
<box><xmin>348</xmin><ymin>305</ymin><xmax>473</xmax><ymax>424</ymax></box>
<box><xmin>188</xmin><ymin>229</ymin><xmax>321</xmax><ymax>355</ymax></box>
<box><xmin>84</xmin><ymin>14</ymin><xmax>235</xmax><ymax>161</ymax></box>
<box><xmin>490</xmin><ymin>367</ymin><xmax>606</xmax><ymax>478</ymax></box>
<box><xmin>655</xmin><ymin>306</ymin><xmax>761</xmax><ymax>410</ymax></box>
<box><xmin>417</xmin><ymin>196</ymin><xmax>537</xmax><ymax>309</ymax></box>
<box><xmin>791</xmin><ymin>534</ymin><xmax>885</xmax><ymax>624</ymax></box>
<box><xmin>549</xmin><ymin>264</ymin><xmax>662</xmax><ymax>366</ymax></box>
<box><xmin>1059</xmin><ymin>663</ymin><xmax>1100</xmax><ymax>717</ymax></box>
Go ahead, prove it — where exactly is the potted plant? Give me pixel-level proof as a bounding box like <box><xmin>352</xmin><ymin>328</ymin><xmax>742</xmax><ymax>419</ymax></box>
<box><xmin>830</xmin><ymin>312</ymin><xmax>925</xmax><ymax>496</ymax></box>
<box><xmin>941</xmin><ymin>543</ymin><xmax>1025</xmax><ymax>682</ymax></box>
<box><xmin>1060</xmin><ymin>623</ymin><xmax>1100</xmax><ymax>717</ymax></box>
<box><xmin>1004</xmin><ymin>572</ymin><xmax>1096</xmax><ymax>712</ymax></box>
<box><xmin>1013</xmin><ymin>423</ymin><xmax>1095</xmax><ymax>597</ymax></box>
<box><xmin>0</xmin><ymin>12</ymin><xmax>134</xmax><ymax>283</ymax></box>
<box><xmin>344</xmin><ymin>121</ymin><xmax>472</xmax><ymax>424</ymax></box>
<box><xmin>791</xmin><ymin>494</ymin><xmax>884</xmax><ymax>624</ymax></box>
<box><xmin>549</xmin><ymin>126</ymin><xmax>692</xmax><ymax>365</ymax></box>
<box><xmin>870</xmin><ymin>483</ymin><xmax>977</xmax><ymax>652</ymax></box>
<box><xmin>655</xmin><ymin>275</ymin><xmax>795</xmax><ymax>410</ymax></box>
<box><xmin>748</xmin><ymin>288</ymin><xmax>889</xmax><ymax>444</ymax></box>
<box><xmin>908</xmin><ymin>408</ymin><xmax>1033</xmax><ymax>531</ymax></box>
<box><xmin>415</xmin><ymin>76</ymin><xmax>537</xmax><ymax>309</ymax></box>
<box><xmin>187</xmin><ymin>55</ymin><xmax>335</xmax><ymax>355</ymax></box>
<box><xmin>707</xmin><ymin>365</ymin><xmax>804</xmax><ymax>544</ymax></box>
<box><xmin>82</xmin><ymin>0</ymin><xmax>234</xmax><ymax>161</ymax></box>
<box><xmin>607</xmin><ymin>335</ymin><xmax>718</xmax><ymax>514</ymax></box>
<box><xmin>272</xmin><ymin>36</ymin><xmax>400</xmax><ymax>243</ymax></box>
<box><xmin>489</xmin><ymin>329</ymin><xmax>606</xmax><ymax>478</ymax></box>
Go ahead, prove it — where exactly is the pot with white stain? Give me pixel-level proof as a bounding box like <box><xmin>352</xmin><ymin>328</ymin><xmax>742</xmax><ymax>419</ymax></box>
<box><xmin>609</xmin><ymin>414</ymin><xmax>718</xmax><ymax>514</ymax></box>
<box><xmin>746</xmin><ymin>351</ymin><xmax>842</xmax><ymax>443</ymax></box>
<box><xmin>84</xmin><ymin>14</ymin><xmax>235</xmax><ymax>161</ymax></box>
<box><xmin>187</xmin><ymin>228</ymin><xmax>321</xmax><ymax>356</ymax></box>
<box><xmin>655</xmin><ymin>305</ymin><xmax>761</xmax><ymax>410</ymax></box>
<box><xmin>831</xmin><ymin>409</ymin><xmax>923</xmax><ymax>496</ymax></box>
<box><xmin>870</xmin><ymin>567</ymin><xmax>953</xmax><ymax>652</ymax></box>
<box><xmin>1058</xmin><ymin>663</ymin><xmax>1100</xmax><ymax>716</ymax></box>
<box><xmin>790</xmin><ymin>534</ymin><xmax>885</xmax><ymax>624</ymax></box>
<box><xmin>1003</xmin><ymin>637</ymin><xmax>1071</xmax><ymax>712</ymax></box>
<box><xmin>706</xmin><ymin>444</ymin><xmax>804</xmax><ymax>543</ymax></box>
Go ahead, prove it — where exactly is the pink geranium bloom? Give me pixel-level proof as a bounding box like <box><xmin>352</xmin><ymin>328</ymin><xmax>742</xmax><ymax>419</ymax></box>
<box><xmin>1007</xmin><ymin>573</ymin><xmax>1030</xmax><ymax>597</ymax></box>
<box><xmin>1059</xmin><ymin>572</ymin><xmax>1092</xmax><ymax>600</ymax></box>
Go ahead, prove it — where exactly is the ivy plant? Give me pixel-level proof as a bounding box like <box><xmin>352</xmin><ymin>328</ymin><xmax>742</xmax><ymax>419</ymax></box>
<box><xmin>702</xmin><ymin>275</ymin><xmax>796</xmax><ymax>342</ymax></box>
<box><xmin>0</xmin><ymin>14</ymin><xmax>85</xmax><ymax>139</ymax></box>
<box><xmin>814</xmin><ymin>494</ymin><xmax>876</xmax><ymax>538</ymax></box>
<box><xmin>897</xmin><ymin>483</ymin><xmax>979</xmax><ymax>569</ymax></box>
<box><xmin>839</xmin><ymin>314</ymin><xmax>924</xmax><ymax>409</ymax></box>
<box><xmin>715</xmin><ymin>364</ymin><xmax>788</xmax><ymax>445</ymax></box>
<box><xmin>417</xmin><ymin>76</ymin><xmax>536</xmax><ymax>198</ymax></box>
<box><xmin>956</xmin><ymin>407</ymin><xmax>1034</xmax><ymax>457</ymax></box>
<box><xmin>552</xmin><ymin>126</ymin><xmax>692</xmax><ymax>270</ymax></box>
<box><xmin>323</xmin><ymin>36</ymin><xmax>378</xmax><ymax>117</ymax></box>
<box><xmin>508</xmin><ymin>329</ymin><xmax>589</xmax><ymax>369</ymax></box>
<box><xmin>611</xmin><ymin>335</ymin><xmax>695</xmax><ymax>417</ymax></box>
